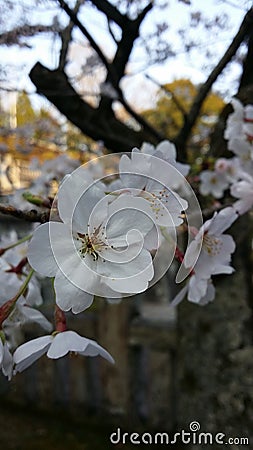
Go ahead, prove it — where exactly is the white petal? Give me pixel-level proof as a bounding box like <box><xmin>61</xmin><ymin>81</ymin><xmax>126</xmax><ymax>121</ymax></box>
<box><xmin>13</xmin><ymin>335</ymin><xmax>52</xmax><ymax>372</ymax></box>
<box><xmin>57</xmin><ymin>170</ymin><xmax>93</xmax><ymax>224</ymax></box>
<box><xmin>47</xmin><ymin>331</ymin><xmax>114</xmax><ymax>364</ymax></box>
<box><xmin>79</xmin><ymin>339</ymin><xmax>114</xmax><ymax>364</ymax></box>
<box><xmin>184</xmin><ymin>240</ymin><xmax>201</xmax><ymax>269</ymax></box>
<box><xmin>0</xmin><ymin>340</ymin><xmax>3</xmax><ymax>365</ymax></box>
<box><xmin>119</xmin><ymin>153</ymin><xmax>149</xmax><ymax>190</ymax></box>
<box><xmin>54</xmin><ymin>270</ymin><xmax>94</xmax><ymax>314</ymax></box>
<box><xmin>2</xmin><ymin>343</ymin><xmax>13</xmax><ymax>380</ymax></box>
<box><xmin>208</xmin><ymin>207</ymin><xmax>238</xmax><ymax>235</ymax></box>
<box><xmin>106</xmin><ymin>194</ymin><xmax>153</xmax><ymax>242</ymax></box>
<box><xmin>47</xmin><ymin>331</ymin><xmax>85</xmax><ymax>358</ymax></box>
<box><xmin>28</xmin><ymin>223</ymin><xmax>58</xmax><ymax>276</ymax></box>
<box><xmin>188</xmin><ymin>275</ymin><xmax>209</xmax><ymax>303</ymax></box>
<box><xmin>103</xmin><ymin>249</ymin><xmax>154</xmax><ymax>293</ymax></box>
<box><xmin>21</xmin><ymin>306</ymin><xmax>53</xmax><ymax>332</ymax></box>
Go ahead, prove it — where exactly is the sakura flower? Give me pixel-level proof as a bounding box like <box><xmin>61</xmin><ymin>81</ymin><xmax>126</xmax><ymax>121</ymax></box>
<box><xmin>0</xmin><ymin>233</ymin><xmax>43</xmax><ymax>307</ymax></box>
<box><xmin>0</xmin><ymin>332</ymin><xmax>13</xmax><ymax>380</ymax></box>
<box><xmin>227</xmin><ymin>137</ymin><xmax>253</xmax><ymax>165</ymax></box>
<box><xmin>224</xmin><ymin>98</ymin><xmax>244</xmax><ymax>141</ymax></box>
<box><xmin>171</xmin><ymin>207</ymin><xmax>238</xmax><ymax>306</ymax></box>
<box><xmin>214</xmin><ymin>157</ymin><xmax>240</xmax><ymax>183</ymax></box>
<box><xmin>117</xmin><ymin>149</ymin><xmax>188</xmax><ymax>227</ymax></box>
<box><xmin>28</xmin><ymin>170</ymin><xmax>154</xmax><ymax>313</ymax></box>
<box><xmin>224</xmin><ymin>99</ymin><xmax>253</xmax><ymax>164</ymax></box>
<box><xmin>3</xmin><ymin>296</ymin><xmax>52</xmax><ymax>336</ymax></box>
<box><xmin>184</xmin><ymin>207</ymin><xmax>238</xmax><ymax>276</ymax></box>
<box><xmin>139</xmin><ymin>140</ymin><xmax>190</xmax><ymax>179</ymax></box>
<box><xmin>231</xmin><ymin>171</ymin><xmax>253</xmax><ymax>214</ymax></box>
<box><xmin>224</xmin><ymin>98</ymin><xmax>253</xmax><ymax>142</ymax></box>
<box><xmin>199</xmin><ymin>170</ymin><xmax>229</xmax><ymax>198</ymax></box>
<box><xmin>171</xmin><ymin>276</ymin><xmax>215</xmax><ymax>307</ymax></box>
<box><xmin>13</xmin><ymin>330</ymin><xmax>114</xmax><ymax>373</ymax></box>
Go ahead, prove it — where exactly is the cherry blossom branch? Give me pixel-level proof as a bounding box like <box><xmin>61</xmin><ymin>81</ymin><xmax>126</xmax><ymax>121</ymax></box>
<box><xmin>0</xmin><ymin>204</ymin><xmax>50</xmax><ymax>223</ymax></box>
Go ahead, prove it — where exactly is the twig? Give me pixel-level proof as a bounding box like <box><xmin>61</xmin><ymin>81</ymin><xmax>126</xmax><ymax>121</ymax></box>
<box><xmin>0</xmin><ymin>204</ymin><xmax>50</xmax><ymax>223</ymax></box>
<box><xmin>174</xmin><ymin>7</ymin><xmax>253</xmax><ymax>159</ymax></box>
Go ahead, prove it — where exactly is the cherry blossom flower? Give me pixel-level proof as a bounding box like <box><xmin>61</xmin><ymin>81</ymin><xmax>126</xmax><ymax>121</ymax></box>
<box><xmin>13</xmin><ymin>330</ymin><xmax>114</xmax><ymax>373</ymax></box>
<box><xmin>171</xmin><ymin>276</ymin><xmax>216</xmax><ymax>306</ymax></box>
<box><xmin>3</xmin><ymin>296</ymin><xmax>52</xmax><ymax>341</ymax></box>
<box><xmin>199</xmin><ymin>170</ymin><xmax>229</xmax><ymax>198</ymax></box>
<box><xmin>184</xmin><ymin>207</ymin><xmax>238</xmax><ymax>273</ymax></box>
<box><xmin>0</xmin><ymin>333</ymin><xmax>13</xmax><ymax>380</ymax></box>
<box><xmin>214</xmin><ymin>157</ymin><xmax>240</xmax><ymax>183</ymax></box>
<box><xmin>139</xmin><ymin>140</ymin><xmax>190</xmax><ymax>178</ymax></box>
<box><xmin>224</xmin><ymin>98</ymin><xmax>253</xmax><ymax>164</ymax></box>
<box><xmin>115</xmin><ymin>147</ymin><xmax>188</xmax><ymax>227</ymax></box>
<box><xmin>171</xmin><ymin>207</ymin><xmax>238</xmax><ymax>306</ymax></box>
<box><xmin>0</xmin><ymin>232</ymin><xmax>43</xmax><ymax>307</ymax></box>
<box><xmin>224</xmin><ymin>98</ymin><xmax>253</xmax><ymax>143</ymax></box>
<box><xmin>231</xmin><ymin>171</ymin><xmax>253</xmax><ymax>214</ymax></box>
<box><xmin>28</xmin><ymin>171</ymin><xmax>154</xmax><ymax>313</ymax></box>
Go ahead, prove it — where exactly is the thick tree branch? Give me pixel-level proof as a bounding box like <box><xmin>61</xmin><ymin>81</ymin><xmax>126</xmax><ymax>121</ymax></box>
<box><xmin>30</xmin><ymin>63</ymin><xmax>158</xmax><ymax>152</ymax></box>
<box><xmin>239</xmin><ymin>25</ymin><xmax>253</xmax><ymax>90</ymax></box>
<box><xmin>174</xmin><ymin>7</ymin><xmax>253</xmax><ymax>160</ymax></box>
<box><xmin>90</xmin><ymin>0</ymin><xmax>129</xmax><ymax>29</ymax></box>
<box><xmin>56</xmin><ymin>0</ymin><xmax>160</xmax><ymax>141</ymax></box>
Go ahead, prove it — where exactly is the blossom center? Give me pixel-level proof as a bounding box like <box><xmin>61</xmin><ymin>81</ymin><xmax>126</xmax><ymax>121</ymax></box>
<box><xmin>203</xmin><ymin>233</ymin><xmax>222</xmax><ymax>256</ymax></box>
<box><xmin>142</xmin><ymin>188</ymin><xmax>169</xmax><ymax>219</ymax></box>
<box><xmin>76</xmin><ymin>226</ymin><xmax>109</xmax><ymax>261</ymax></box>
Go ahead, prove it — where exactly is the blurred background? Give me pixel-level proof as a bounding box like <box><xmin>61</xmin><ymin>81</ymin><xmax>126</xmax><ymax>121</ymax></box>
<box><xmin>0</xmin><ymin>1</ymin><xmax>253</xmax><ymax>448</ymax></box>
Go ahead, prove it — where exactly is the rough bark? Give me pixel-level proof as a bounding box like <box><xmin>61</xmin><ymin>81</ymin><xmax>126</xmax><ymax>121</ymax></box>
<box><xmin>30</xmin><ymin>63</ymin><xmax>157</xmax><ymax>153</ymax></box>
<box><xmin>177</xmin><ymin>217</ymin><xmax>253</xmax><ymax>448</ymax></box>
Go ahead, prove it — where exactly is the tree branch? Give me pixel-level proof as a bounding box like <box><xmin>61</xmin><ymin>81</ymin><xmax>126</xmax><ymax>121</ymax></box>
<box><xmin>90</xmin><ymin>0</ymin><xmax>129</xmax><ymax>29</ymax></box>
<box><xmin>59</xmin><ymin>0</ymin><xmax>82</xmax><ymax>70</ymax></box>
<box><xmin>57</xmin><ymin>0</ymin><xmax>117</xmax><ymax>83</ymax></box>
<box><xmin>0</xmin><ymin>204</ymin><xmax>49</xmax><ymax>223</ymax></box>
<box><xmin>30</xmin><ymin>62</ymin><xmax>158</xmax><ymax>152</ymax></box>
<box><xmin>174</xmin><ymin>7</ymin><xmax>253</xmax><ymax>160</ymax></box>
<box><xmin>0</xmin><ymin>23</ymin><xmax>59</xmax><ymax>47</ymax></box>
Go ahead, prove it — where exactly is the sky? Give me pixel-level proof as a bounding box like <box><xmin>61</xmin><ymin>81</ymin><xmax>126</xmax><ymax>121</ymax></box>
<box><xmin>0</xmin><ymin>0</ymin><xmax>252</xmax><ymax>114</ymax></box>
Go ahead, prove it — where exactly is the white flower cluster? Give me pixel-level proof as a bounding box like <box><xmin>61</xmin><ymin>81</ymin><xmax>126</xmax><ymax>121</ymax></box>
<box><xmin>11</xmin><ymin>154</ymin><xmax>80</xmax><ymax>209</ymax></box>
<box><xmin>200</xmin><ymin>98</ymin><xmax>253</xmax><ymax>214</ymax></box>
<box><xmin>0</xmin><ymin>130</ymin><xmax>245</xmax><ymax>379</ymax></box>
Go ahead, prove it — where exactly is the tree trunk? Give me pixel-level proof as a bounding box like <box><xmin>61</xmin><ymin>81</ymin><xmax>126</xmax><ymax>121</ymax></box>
<box><xmin>177</xmin><ymin>217</ymin><xmax>253</xmax><ymax>448</ymax></box>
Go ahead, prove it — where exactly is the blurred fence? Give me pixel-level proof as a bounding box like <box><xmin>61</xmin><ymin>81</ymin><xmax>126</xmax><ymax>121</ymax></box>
<box><xmin>0</xmin><ymin>215</ymin><xmax>178</xmax><ymax>429</ymax></box>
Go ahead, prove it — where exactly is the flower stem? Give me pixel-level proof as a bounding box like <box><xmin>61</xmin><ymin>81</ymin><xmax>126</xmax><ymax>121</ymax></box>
<box><xmin>15</xmin><ymin>268</ymin><xmax>35</xmax><ymax>300</ymax></box>
<box><xmin>0</xmin><ymin>234</ymin><xmax>32</xmax><ymax>256</ymax></box>
<box><xmin>161</xmin><ymin>227</ymin><xmax>185</xmax><ymax>264</ymax></box>
<box><xmin>0</xmin><ymin>268</ymin><xmax>35</xmax><ymax>326</ymax></box>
